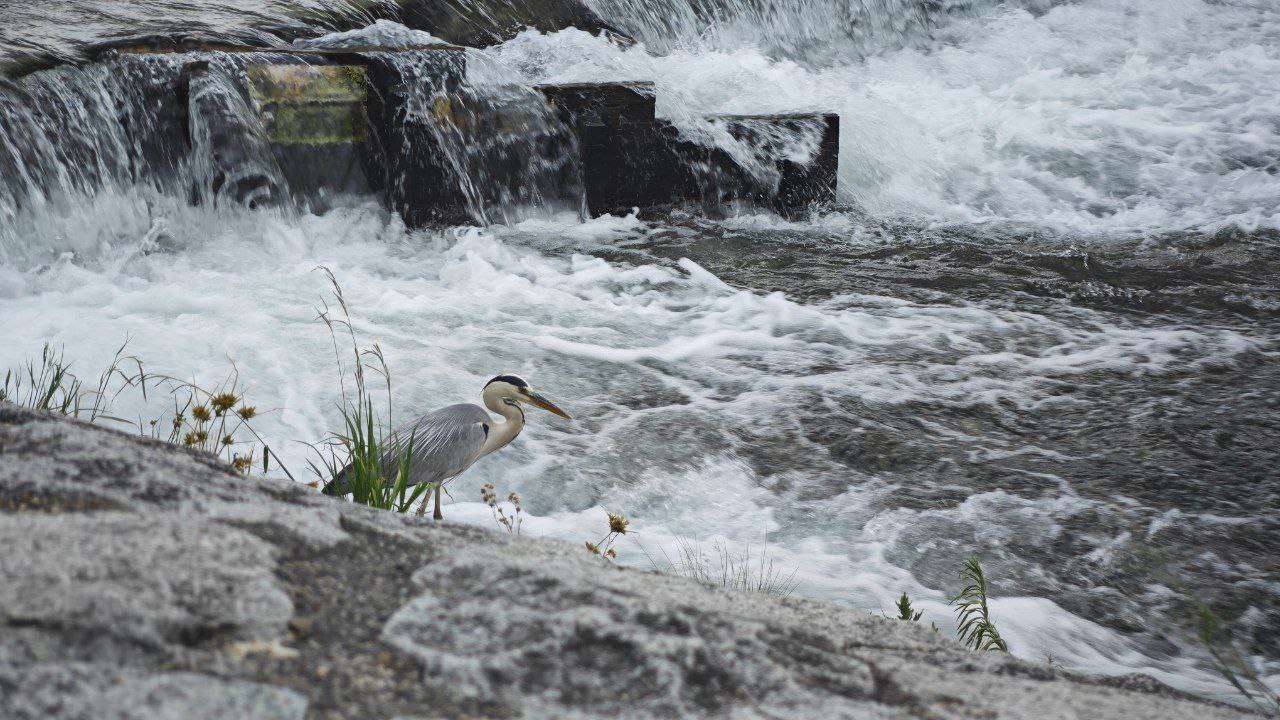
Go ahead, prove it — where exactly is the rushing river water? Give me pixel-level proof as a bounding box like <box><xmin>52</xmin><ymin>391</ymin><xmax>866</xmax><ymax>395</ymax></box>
<box><xmin>2</xmin><ymin>0</ymin><xmax>1278</xmax><ymax>705</ymax></box>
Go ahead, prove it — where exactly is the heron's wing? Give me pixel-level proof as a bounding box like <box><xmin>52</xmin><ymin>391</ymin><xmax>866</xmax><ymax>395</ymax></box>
<box><xmin>321</xmin><ymin>403</ymin><xmax>489</xmax><ymax>495</ymax></box>
<box><xmin>393</xmin><ymin>403</ymin><xmax>491</xmax><ymax>487</ymax></box>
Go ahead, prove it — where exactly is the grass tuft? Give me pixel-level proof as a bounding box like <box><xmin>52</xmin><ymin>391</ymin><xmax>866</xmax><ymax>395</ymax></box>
<box><xmin>2</xmin><ymin>340</ymin><xmax>277</xmax><ymax>476</ymax></box>
<box><xmin>644</xmin><ymin>535</ymin><xmax>799</xmax><ymax>597</ymax></box>
<box><xmin>0</xmin><ymin>343</ymin><xmax>84</xmax><ymax>414</ymax></box>
<box><xmin>141</xmin><ymin>367</ymin><xmax>275</xmax><ymax>475</ymax></box>
<box><xmin>1</xmin><ymin>340</ymin><xmax>144</xmax><ymax>423</ymax></box>
<box><xmin>307</xmin><ymin>267</ymin><xmax>429</xmax><ymax>514</ymax></box>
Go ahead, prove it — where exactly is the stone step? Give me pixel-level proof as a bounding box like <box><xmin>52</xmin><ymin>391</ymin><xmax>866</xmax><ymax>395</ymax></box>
<box><xmin>538</xmin><ymin>81</ymin><xmax>657</xmax><ymax>128</ymax></box>
<box><xmin>535</xmin><ymin>82</ymin><xmax>840</xmax><ymax>217</ymax></box>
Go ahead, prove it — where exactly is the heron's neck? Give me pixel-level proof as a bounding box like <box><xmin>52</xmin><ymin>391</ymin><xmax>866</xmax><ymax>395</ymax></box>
<box><xmin>479</xmin><ymin>394</ymin><xmax>524</xmax><ymax>458</ymax></box>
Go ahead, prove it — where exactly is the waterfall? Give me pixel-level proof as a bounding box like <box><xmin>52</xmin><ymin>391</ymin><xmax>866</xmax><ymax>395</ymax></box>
<box><xmin>677</xmin><ymin>114</ymin><xmax>831</xmax><ymax>211</ymax></box>
<box><xmin>184</xmin><ymin>59</ymin><xmax>289</xmax><ymax>210</ymax></box>
<box><xmin>366</xmin><ymin>48</ymin><xmax>586</xmax><ymax>226</ymax></box>
<box><xmin>421</xmin><ymin>83</ymin><xmax>586</xmax><ymax>225</ymax></box>
<box><xmin>0</xmin><ymin>55</ymin><xmax>192</xmax><ymax>266</ymax></box>
<box><xmin>584</xmin><ymin>0</ymin><xmax>1058</xmax><ymax>62</ymax></box>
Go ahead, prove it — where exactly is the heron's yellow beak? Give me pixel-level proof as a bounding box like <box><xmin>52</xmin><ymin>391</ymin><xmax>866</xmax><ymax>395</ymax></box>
<box><xmin>523</xmin><ymin>390</ymin><xmax>571</xmax><ymax>419</ymax></box>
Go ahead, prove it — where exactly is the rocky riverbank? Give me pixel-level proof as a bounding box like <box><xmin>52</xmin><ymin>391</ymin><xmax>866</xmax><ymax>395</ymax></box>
<box><xmin>0</xmin><ymin>404</ymin><xmax>1255</xmax><ymax>719</ymax></box>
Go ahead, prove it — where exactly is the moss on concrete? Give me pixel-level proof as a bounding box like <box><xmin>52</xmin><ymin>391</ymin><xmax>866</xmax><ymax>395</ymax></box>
<box><xmin>248</xmin><ymin>64</ymin><xmax>368</xmax><ymax>145</ymax></box>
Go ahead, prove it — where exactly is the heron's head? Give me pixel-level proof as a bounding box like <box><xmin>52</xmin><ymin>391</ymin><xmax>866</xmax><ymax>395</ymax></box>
<box><xmin>484</xmin><ymin>374</ymin><xmax>571</xmax><ymax>419</ymax></box>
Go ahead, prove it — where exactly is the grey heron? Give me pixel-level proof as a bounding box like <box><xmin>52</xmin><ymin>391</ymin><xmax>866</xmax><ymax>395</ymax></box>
<box><xmin>321</xmin><ymin>374</ymin><xmax>570</xmax><ymax>519</ymax></box>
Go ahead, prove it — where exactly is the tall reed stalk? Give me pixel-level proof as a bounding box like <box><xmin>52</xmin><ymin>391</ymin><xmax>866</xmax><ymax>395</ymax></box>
<box><xmin>307</xmin><ymin>267</ymin><xmax>431</xmax><ymax>513</ymax></box>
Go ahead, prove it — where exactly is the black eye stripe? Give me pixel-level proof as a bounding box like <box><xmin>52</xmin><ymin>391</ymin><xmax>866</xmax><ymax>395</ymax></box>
<box><xmin>486</xmin><ymin>374</ymin><xmax>529</xmax><ymax>389</ymax></box>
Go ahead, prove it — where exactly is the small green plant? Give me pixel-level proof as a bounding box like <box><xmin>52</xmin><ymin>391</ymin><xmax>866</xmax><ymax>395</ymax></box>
<box><xmin>643</xmin><ymin>535</ymin><xmax>800</xmax><ymax>597</ymax></box>
<box><xmin>896</xmin><ymin>592</ymin><xmax>924</xmax><ymax>622</ymax></box>
<box><xmin>1196</xmin><ymin>602</ymin><xmax>1280</xmax><ymax>716</ymax></box>
<box><xmin>586</xmin><ymin>512</ymin><xmax>631</xmax><ymax>561</ymax></box>
<box><xmin>952</xmin><ymin>557</ymin><xmax>1009</xmax><ymax>652</ymax></box>
<box><xmin>888</xmin><ymin>592</ymin><xmax>939</xmax><ymax>632</ymax></box>
<box><xmin>308</xmin><ymin>267</ymin><xmax>429</xmax><ymax>514</ymax></box>
<box><xmin>312</xmin><ymin>393</ymin><xmax>426</xmax><ymax>512</ymax></box>
<box><xmin>481</xmin><ymin>483</ymin><xmax>523</xmax><ymax>534</ymax></box>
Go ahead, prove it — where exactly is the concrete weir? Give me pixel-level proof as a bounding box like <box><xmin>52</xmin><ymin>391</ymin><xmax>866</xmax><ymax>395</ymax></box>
<box><xmin>137</xmin><ymin>45</ymin><xmax>839</xmax><ymax>223</ymax></box>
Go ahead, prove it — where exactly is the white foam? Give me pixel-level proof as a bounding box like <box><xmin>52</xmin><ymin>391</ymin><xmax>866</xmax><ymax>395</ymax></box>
<box><xmin>486</xmin><ymin>0</ymin><xmax>1280</xmax><ymax>235</ymax></box>
<box><xmin>1</xmin><ymin>206</ymin><xmax>1268</xmax><ymax>699</ymax></box>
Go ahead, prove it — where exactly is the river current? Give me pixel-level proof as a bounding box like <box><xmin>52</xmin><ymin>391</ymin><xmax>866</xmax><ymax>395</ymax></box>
<box><xmin>1</xmin><ymin>0</ymin><xmax>1277</xmax><ymax>703</ymax></box>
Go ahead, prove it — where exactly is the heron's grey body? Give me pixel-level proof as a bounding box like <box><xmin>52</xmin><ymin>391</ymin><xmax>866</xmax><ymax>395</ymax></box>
<box><xmin>320</xmin><ymin>375</ymin><xmax>570</xmax><ymax>519</ymax></box>
<box><xmin>401</xmin><ymin>403</ymin><xmax>492</xmax><ymax>489</ymax></box>
<box><xmin>321</xmin><ymin>404</ymin><xmax>494</xmax><ymax>497</ymax></box>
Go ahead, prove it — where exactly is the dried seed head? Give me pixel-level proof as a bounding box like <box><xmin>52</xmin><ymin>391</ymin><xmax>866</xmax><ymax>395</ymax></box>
<box><xmin>211</xmin><ymin>393</ymin><xmax>239</xmax><ymax>413</ymax></box>
<box><xmin>192</xmin><ymin>405</ymin><xmax>212</xmax><ymax>423</ymax></box>
<box><xmin>585</xmin><ymin>541</ymin><xmax>601</xmax><ymax>556</ymax></box>
<box><xmin>194</xmin><ymin>430</ymin><xmax>209</xmax><ymax>444</ymax></box>
<box><xmin>605</xmin><ymin>549</ymin><xmax>617</xmax><ymax>560</ymax></box>
<box><xmin>222</xmin><ymin>434</ymin><xmax>234</xmax><ymax>447</ymax></box>
<box><xmin>183</xmin><ymin>432</ymin><xmax>198</xmax><ymax>447</ymax></box>
<box><xmin>237</xmin><ymin>405</ymin><xmax>257</xmax><ymax>420</ymax></box>
<box><xmin>607</xmin><ymin>512</ymin><xmax>630</xmax><ymax>535</ymax></box>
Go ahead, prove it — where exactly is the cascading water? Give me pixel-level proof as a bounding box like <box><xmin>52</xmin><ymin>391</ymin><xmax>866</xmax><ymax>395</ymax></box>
<box><xmin>0</xmin><ymin>36</ymin><xmax>586</xmax><ymax>262</ymax></box>
<box><xmin>1</xmin><ymin>0</ymin><xmax>1278</xmax><ymax>707</ymax></box>
<box><xmin>301</xmin><ymin>20</ymin><xmax>587</xmax><ymax>224</ymax></box>
<box><xmin>0</xmin><ymin>54</ymin><xmax>194</xmax><ymax>266</ymax></box>
<box><xmin>584</xmin><ymin>0</ymin><xmax>1059</xmax><ymax>63</ymax></box>
<box><xmin>682</xmin><ymin>113</ymin><xmax>831</xmax><ymax>209</ymax></box>
<box><xmin>396</xmin><ymin>67</ymin><xmax>587</xmax><ymax>225</ymax></box>
<box><xmin>185</xmin><ymin>59</ymin><xmax>289</xmax><ymax>209</ymax></box>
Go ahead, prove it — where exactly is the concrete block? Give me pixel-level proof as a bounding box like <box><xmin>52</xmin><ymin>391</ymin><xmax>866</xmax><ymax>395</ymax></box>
<box><xmin>539</xmin><ymin>81</ymin><xmax>656</xmax><ymax>128</ymax></box>
<box><xmin>396</xmin><ymin>0</ymin><xmax>625</xmax><ymax>48</ymax></box>
<box><xmin>247</xmin><ymin>63</ymin><xmax>372</xmax><ymax>206</ymax></box>
<box><xmin>538</xmin><ymin>82</ymin><xmax>839</xmax><ymax>217</ymax></box>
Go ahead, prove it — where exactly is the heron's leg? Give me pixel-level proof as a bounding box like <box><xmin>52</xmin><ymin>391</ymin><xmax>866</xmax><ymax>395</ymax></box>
<box><xmin>433</xmin><ymin>483</ymin><xmax>443</xmax><ymax>520</ymax></box>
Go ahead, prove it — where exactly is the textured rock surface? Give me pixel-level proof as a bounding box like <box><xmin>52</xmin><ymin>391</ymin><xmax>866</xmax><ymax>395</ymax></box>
<box><xmin>0</xmin><ymin>404</ymin><xmax>1253</xmax><ymax>719</ymax></box>
<box><xmin>395</xmin><ymin>0</ymin><xmax>623</xmax><ymax>48</ymax></box>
